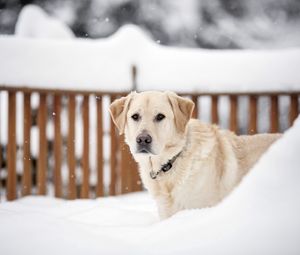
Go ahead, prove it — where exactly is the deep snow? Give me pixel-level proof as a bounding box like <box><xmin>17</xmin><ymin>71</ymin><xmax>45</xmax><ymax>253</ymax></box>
<box><xmin>1</xmin><ymin>116</ymin><xmax>300</xmax><ymax>255</ymax></box>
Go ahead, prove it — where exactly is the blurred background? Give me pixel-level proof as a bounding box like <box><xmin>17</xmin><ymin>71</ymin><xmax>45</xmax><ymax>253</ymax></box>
<box><xmin>1</xmin><ymin>0</ymin><xmax>300</xmax><ymax>49</ymax></box>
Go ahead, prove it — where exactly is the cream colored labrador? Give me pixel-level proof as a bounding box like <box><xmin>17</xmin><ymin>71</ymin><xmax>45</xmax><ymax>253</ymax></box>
<box><xmin>110</xmin><ymin>91</ymin><xmax>281</xmax><ymax>219</ymax></box>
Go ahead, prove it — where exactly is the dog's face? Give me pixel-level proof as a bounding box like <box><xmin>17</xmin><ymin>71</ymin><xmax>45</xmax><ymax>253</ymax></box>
<box><xmin>109</xmin><ymin>91</ymin><xmax>194</xmax><ymax>157</ymax></box>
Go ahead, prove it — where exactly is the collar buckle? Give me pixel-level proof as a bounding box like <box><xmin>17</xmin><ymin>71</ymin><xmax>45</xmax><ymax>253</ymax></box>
<box><xmin>161</xmin><ymin>162</ymin><xmax>172</xmax><ymax>172</ymax></box>
<box><xmin>149</xmin><ymin>151</ymin><xmax>182</xmax><ymax>180</ymax></box>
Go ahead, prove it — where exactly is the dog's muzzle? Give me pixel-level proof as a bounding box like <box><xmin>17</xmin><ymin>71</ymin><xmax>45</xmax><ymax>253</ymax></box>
<box><xmin>136</xmin><ymin>132</ymin><xmax>152</xmax><ymax>154</ymax></box>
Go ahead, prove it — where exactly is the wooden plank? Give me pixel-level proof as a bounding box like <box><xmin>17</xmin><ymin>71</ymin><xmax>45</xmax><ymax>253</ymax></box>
<box><xmin>229</xmin><ymin>95</ymin><xmax>238</xmax><ymax>133</ymax></box>
<box><xmin>289</xmin><ymin>95</ymin><xmax>299</xmax><ymax>126</ymax></box>
<box><xmin>37</xmin><ymin>93</ymin><xmax>47</xmax><ymax>195</ymax></box>
<box><xmin>270</xmin><ymin>95</ymin><xmax>279</xmax><ymax>133</ymax></box>
<box><xmin>248</xmin><ymin>95</ymin><xmax>258</xmax><ymax>135</ymax></box>
<box><xmin>191</xmin><ymin>95</ymin><xmax>198</xmax><ymax>119</ymax></box>
<box><xmin>131</xmin><ymin>65</ymin><xmax>137</xmax><ymax>91</ymax></box>
<box><xmin>120</xmin><ymin>135</ymin><xmax>132</xmax><ymax>194</ymax></box>
<box><xmin>22</xmin><ymin>92</ymin><xmax>31</xmax><ymax>196</ymax></box>
<box><xmin>96</xmin><ymin>95</ymin><xmax>104</xmax><ymax>197</ymax></box>
<box><xmin>130</xmin><ymin>154</ymin><xmax>141</xmax><ymax>192</ymax></box>
<box><xmin>7</xmin><ymin>92</ymin><xmax>17</xmax><ymax>201</ymax></box>
<box><xmin>53</xmin><ymin>95</ymin><xmax>62</xmax><ymax>198</ymax></box>
<box><xmin>211</xmin><ymin>95</ymin><xmax>219</xmax><ymax>124</ymax></box>
<box><xmin>110</xmin><ymin>95</ymin><xmax>117</xmax><ymax>196</ymax></box>
<box><xmin>81</xmin><ymin>95</ymin><xmax>90</xmax><ymax>198</ymax></box>
<box><xmin>67</xmin><ymin>95</ymin><xmax>76</xmax><ymax>199</ymax></box>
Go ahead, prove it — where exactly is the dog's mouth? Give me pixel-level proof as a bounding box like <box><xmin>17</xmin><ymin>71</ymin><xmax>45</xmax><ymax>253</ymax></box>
<box><xmin>136</xmin><ymin>148</ymin><xmax>152</xmax><ymax>154</ymax></box>
<box><xmin>136</xmin><ymin>146</ymin><xmax>156</xmax><ymax>155</ymax></box>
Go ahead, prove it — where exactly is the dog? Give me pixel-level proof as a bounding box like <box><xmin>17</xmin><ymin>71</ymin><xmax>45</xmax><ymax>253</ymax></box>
<box><xmin>109</xmin><ymin>91</ymin><xmax>281</xmax><ymax>219</ymax></box>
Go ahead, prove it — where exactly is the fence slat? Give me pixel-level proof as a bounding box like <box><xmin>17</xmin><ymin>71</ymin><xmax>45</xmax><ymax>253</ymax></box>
<box><xmin>110</xmin><ymin>95</ymin><xmax>117</xmax><ymax>196</ymax></box>
<box><xmin>120</xmin><ymin>135</ymin><xmax>132</xmax><ymax>194</ymax></box>
<box><xmin>53</xmin><ymin>95</ymin><xmax>62</xmax><ymax>198</ymax></box>
<box><xmin>96</xmin><ymin>96</ymin><xmax>104</xmax><ymax>197</ymax></box>
<box><xmin>68</xmin><ymin>95</ymin><xmax>76</xmax><ymax>199</ymax></box>
<box><xmin>131</xmin><ymin>154</ymin><xmax>141</xmax><ymax>192</ymax></box>
<box><xmin>270</xmin><ymin>95</ymin><xmax>279</xmax><ymax>133</ymax></box>
<box><xmin>37</xmin><ymin>93</ymin><xmax>47</xmax><ymax>195</ymax></box>
<box><xmin>7</xmin><ymin>92</ymin><xmax>17</xmax><ymax>201</ymax></box>
<box><xmin>211</xmin><ymin>95</ymin><xmax>219</xmax><ymax>124</ymax></box>
<box><xmin>22</xmin><ymin>92</ymin><xmax>31</xmax><ymax>196</ymax></box>
<box><xmin>289</xmin><ymin>95</ymin><xmax>299</xmax><ymax>126</ymax></box>
<box><xmin>81</xmin><ymin>95</ymin><xmax>90</xmax><ymax>198</ymax></box>
<box><xmin>191</xmin><ymin>95</ymin><xmax>198</xmax><ymax>119</ymax></box>
<box><xmin>248</xmin><ymin>95</ymin><xmax>257</xmax><ymax>135</ymax></box>
<box><xmin>229</xmin><ymin>95</ymin><xmax>238</xmax><ymax>133</ymax></box>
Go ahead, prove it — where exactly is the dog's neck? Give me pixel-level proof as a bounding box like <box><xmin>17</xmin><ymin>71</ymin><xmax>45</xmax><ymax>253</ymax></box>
<box><xmin>138</xmin><ymin>134</ymin><xmax>187</xmax><ymax>180</ymax></box>
<box><xmin>149</xmin><ymin>151</ymin><xmax>182</xmax><ymax>179</ymax></box>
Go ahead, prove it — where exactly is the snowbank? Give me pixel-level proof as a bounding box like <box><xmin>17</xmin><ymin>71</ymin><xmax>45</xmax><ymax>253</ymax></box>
<box><xmin>15</xmin><ymin>5</ymin><xmax>74</xmax><ymax>39</ymax></box>
<box><xmin>0</xmin><ymin>25</ymin><xmax>300</xmax><ymax>92</ymax></box>
<box><xmin>1</xmin><ymin>116</ymin><xmax>300</xmax><ymax>255</ymax></box>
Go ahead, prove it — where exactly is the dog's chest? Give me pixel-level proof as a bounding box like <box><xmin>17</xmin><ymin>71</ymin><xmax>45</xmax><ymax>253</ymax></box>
<box><xmin>172</xmin><ymin>170</ymin><xmax>216</xmax><ymax>209</ymax></box>
<box><xmin>160</xmin><ymin>162</ymin><xmax>221</xmax><ymax>210</ymax></box>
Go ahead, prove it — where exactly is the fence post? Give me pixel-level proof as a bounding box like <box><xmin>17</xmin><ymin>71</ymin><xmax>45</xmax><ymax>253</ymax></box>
<box><xmin>229</xmin><ymin>95</ymin><xmax>238</xmax><ymax>133</ymax></box>
<box><xmin>191</xmin><ymin>95</ymin><xmax>198</xmax><ymax>119</ymax></box>
<box><xmin>96</xmin><ymin>95</ymin><xmax>104</xmax><ymax>197</ymax></box>
<box><xmin>131</xmin><ymin>65</ymin><xmax>137</xmax><ymax>91</ymax></box>
<box><xmin>211</xmin><ymin>95</ymin><xmax>219</xmax><ymax>124</ymax></box>
<box><xmin>289</xmin><ymin>95</ymin><xmax>299</xmax><ymax>126</ymax></box>
<box><xmin>22</xmin><ymin>92</ymin><xmax>31</xmax><ymax>196</ymax></box>
<box><xmin>37</xmin><ymin>93</ymin><xmax>47</xmax><ymax>195</ymax></box>
<box><xmin>7</xmin><ymin>91</ymin><xmax>17</xmax><ymax>201</ymax></box>
<box><xmin>248</xmin><ymin>95</ymin><xmax>257</xmax><ymax>134</ymax></box>
<box><xmin>53</xmin><ymin>94</ymin><xmax>62</xmax><ymax>198</ymax></box>
<box><xmin>68</xmin><ymin>94</ymin><xmax>76</xmax><ymax>199</ymax></box>
<box><xmin>110</xmin><ymin>95</ymin><xmax>118</xmax><ymax>195</ymax></box>
<box><xmin>270</xmin><ymin>95</ymin><xmax>279</xmax><ymax>133</ymax></box>
<box><xmin>81</xmin><ymin>95</ymin><xmax>90</xmax><ymax>198</ymax></box>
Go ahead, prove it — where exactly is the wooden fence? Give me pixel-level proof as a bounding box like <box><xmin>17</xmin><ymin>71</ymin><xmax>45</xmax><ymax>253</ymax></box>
<box><xmin>0</xmin><ymin>86</ymin><xmax>299</xmax><ymax>201</ymax></box>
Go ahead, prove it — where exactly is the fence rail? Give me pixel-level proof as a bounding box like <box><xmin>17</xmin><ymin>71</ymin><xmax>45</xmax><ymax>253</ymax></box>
<box><xmin>0</xmin><ymin>86</ymin><xmax>299</xmax><ymax>201</ymax></box>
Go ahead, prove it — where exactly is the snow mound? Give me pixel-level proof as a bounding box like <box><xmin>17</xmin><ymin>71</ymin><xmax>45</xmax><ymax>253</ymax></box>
<box><xmin>1</xmin><ymin>22</ymin><xmax>300</xmax><ymax>91</ymax></box>
<box><xmin>15</xmin><ymin>4</ymin><xmax>74</xmax><ymax>39</ymax></box>
<box><xmin>0</xmin><ymin>117</ymin><xmax>300</xmax><ymax>254</ymax></box>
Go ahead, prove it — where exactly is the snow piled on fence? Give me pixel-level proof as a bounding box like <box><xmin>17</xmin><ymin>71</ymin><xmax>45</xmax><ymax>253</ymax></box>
<box><xmin>1</xmin><ymin>24</ymin><xmax>300</xmax><ymax>92</ymax></box>
<box><xmin>1</xmin><ymin>116</ymin><xmax>300</xmax><ymax>255</ymax></box>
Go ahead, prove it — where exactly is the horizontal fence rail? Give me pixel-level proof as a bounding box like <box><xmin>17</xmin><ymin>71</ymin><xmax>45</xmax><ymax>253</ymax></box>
<box><xmin>0</xmin><ymin>86</ymin><xmax>299</xmax><ymax>201</ymax></box>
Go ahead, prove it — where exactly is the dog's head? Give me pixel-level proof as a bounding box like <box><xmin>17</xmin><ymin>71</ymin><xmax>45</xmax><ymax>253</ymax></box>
<box><xmin>109</xmin><ymin>91</ymin><xmax>194</xmax><ymax>157</ymax></box>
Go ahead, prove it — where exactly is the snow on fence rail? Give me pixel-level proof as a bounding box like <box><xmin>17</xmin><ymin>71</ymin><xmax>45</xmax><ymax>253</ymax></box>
<box><xmin>0</xmin><ymin>77</ymin><xmax>299</xmax><ymax>201</ymax></box>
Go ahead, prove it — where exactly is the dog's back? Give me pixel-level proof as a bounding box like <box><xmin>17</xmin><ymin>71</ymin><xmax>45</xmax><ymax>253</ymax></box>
<box><xmin>232</xmin><ymin>133</ymin><xmax>282</xmax><ymax>179</ymax></box>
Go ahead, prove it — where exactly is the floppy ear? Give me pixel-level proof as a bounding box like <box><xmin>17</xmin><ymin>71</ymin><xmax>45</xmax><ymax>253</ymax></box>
<box><xmin>166</xmin><ymin>91</ymin><xmax>194</xmax><ymax>133</ymax></box>
<box><xmin>109</xmin><ymin>93</ymin><xmax>133</xmax><ymax>135</ymax></box>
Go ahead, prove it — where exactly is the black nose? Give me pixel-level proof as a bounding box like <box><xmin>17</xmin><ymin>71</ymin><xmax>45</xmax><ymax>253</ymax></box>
<box><xmin>136</xmin><ymin>134</ymin><xmax>152</xmax><ymax>145</ymax></box>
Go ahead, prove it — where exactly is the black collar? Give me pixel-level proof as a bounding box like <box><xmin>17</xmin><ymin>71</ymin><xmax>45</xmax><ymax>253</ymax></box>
<box><xmin>150</xmin><ymin>151</ymin><xmax>182</xmax><ymax>179</ymax></box>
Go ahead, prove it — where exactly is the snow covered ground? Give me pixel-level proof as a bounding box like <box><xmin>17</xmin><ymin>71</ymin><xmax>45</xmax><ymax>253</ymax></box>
<box><xmin>1</xmin><ymin>116</ymin><xmax>300</xmax><ymax>255</ymax></box>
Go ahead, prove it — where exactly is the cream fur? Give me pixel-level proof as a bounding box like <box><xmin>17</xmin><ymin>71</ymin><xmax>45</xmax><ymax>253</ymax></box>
<box><xmin>109</xmin><ymin>91</ymin><xmax>281</xmax><ymax>219</ymax></box>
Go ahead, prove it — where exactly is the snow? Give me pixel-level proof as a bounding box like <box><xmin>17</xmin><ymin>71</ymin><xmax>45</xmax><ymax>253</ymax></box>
<box><xmin>1</xmin><ymin>116</ymin><xmax>300</xmax><ymax>255</ymax></box>
<box><xmin>0</xmin><ymin>24</ymin><xmax>300</xmax><ymax>92</ymax></box>
<box><xmin>15</xmin><ymin>5</ymin><xmax>74</xmax><ymax>39</ymax></box>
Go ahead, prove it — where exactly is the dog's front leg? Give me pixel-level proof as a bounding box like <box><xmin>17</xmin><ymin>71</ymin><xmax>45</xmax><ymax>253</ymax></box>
<box><xmin>155</xmin><ymin>195</ymin><xmax>177</xmax><ymax>220</ymax></box>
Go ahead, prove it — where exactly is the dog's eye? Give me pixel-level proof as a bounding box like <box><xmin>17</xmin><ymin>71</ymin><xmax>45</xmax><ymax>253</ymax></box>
<box><xmin>131</xmin><ymin>113</ymin><xmax>140</xmax><ymax>121</ymax></box>
<box><xmin>155</xmin><ymin>113</ymin><xmax>165</xmax><ymax>122</ymax></box>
